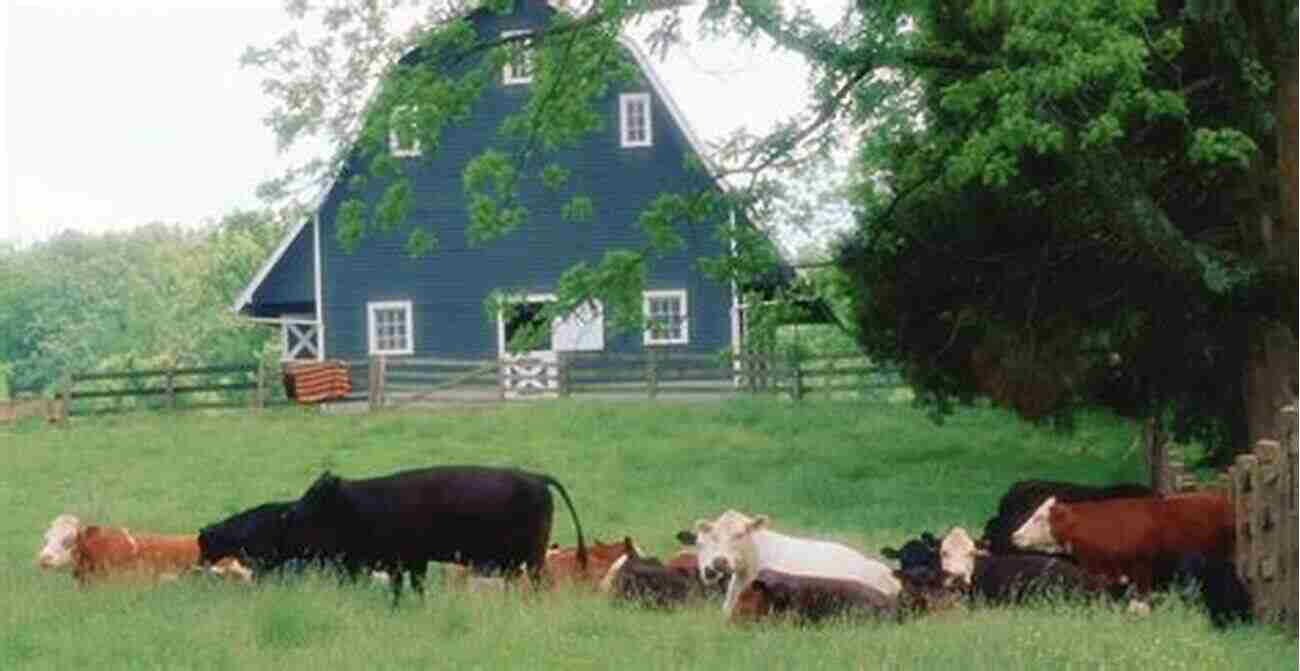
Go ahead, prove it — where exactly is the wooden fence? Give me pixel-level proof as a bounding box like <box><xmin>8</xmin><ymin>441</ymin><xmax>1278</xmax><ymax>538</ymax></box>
<box><xmin>1229</xmin><ymin>404</ymin><xmax>1298</xmax><ymax>629</ymax></box>
<box><xmin>355</xmin><ymin>350</ymin><xmax>903</xmax><ymax>408</ymax></box>
<box><xmin>53</xmin><ymin>362</ymin><xmax>276</xmax><ymax>418</ymax></box>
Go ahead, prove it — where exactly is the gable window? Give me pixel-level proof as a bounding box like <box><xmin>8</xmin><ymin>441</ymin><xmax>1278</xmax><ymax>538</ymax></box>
<box><xmin>368</xmin><ymin>300</ymin><xmax>414</xmax><ymax>355</ymax></box>
<box><xmin>644</xmin><ymin>289</ymin><xmax>687</xmax><ymax>345</ymax></box>
<box><xmin>620</xmin><ymin>93</ymin><xmax>652</xmax><ymax>147</ymax></box>
<box><xmin>388</xmin><ymin>105</ymin><xmax>421</xmax><ymax>158</ymax></box>
<box><xmin>502</xmin><ymin>30</ymin><xmax>533</xmax><ymax>85</ymax></box>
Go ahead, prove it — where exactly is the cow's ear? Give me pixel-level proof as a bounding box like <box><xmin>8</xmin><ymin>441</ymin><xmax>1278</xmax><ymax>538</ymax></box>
<box><xmin>882</xmin><ymin>546</ymin><xmax>900</xmax><ymax>560</ymax></box>
<box><xmin>676</xmin><ymin>530</ymin><xmax>697</xmax><ymax>546</ymax></box>
<box><xmin>746</xmin><ymin>515</ymin><xmax>768</xmax><ymax>534</ymax></box>
<box><xmin>694</xmin><ymin>520</ymin><xmax>713</xmax><ymax>536</ymax></box>
<box><xmin>921</xmin><ymin>531</ymin><xmax>937</xmax><ymax>545</ymax></box>
<box><xmin>622</xmin><ymin>536</ymin><xmax>638</xmax><ymax>557</ymax></box>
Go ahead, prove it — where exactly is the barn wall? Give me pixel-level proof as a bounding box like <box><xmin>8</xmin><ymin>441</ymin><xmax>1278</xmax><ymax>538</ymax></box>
<box><xmin>316</xmin><ymin>0</ymin><xmax>733</xmax><ymax>361</ymax></box>
<box><xmin>249</xmin><ymin>221</ymin><xmax>316</xmax><ymax>316</ymax></box>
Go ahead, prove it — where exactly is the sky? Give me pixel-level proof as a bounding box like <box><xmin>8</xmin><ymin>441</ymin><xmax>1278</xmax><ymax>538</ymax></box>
<box><xmin>3</xmin><ymin>0</ymin><xmax>846</xmax><ymax>248</ymax></box>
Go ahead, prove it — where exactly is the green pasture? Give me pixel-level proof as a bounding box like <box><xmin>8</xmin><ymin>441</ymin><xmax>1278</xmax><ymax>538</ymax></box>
<box><xmin>1</xmin><ymin>399</ymin><xmax>1294</xmax><ymax>670</ymax></box>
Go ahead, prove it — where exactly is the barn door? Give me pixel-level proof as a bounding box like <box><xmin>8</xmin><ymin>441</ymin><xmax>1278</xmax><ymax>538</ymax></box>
<box><xmin>499</xmin><ymin>296</ymin><xmax>559</xmax><ymax>399</ymax></box>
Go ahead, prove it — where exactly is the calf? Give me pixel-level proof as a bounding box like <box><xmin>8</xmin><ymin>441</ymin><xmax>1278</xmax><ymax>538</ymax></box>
<box><xmin>882</xmin><ymin>531</ymin><xmax>942</xmax><ymax>585</ymax></box>
<box><xmin>1010</xmin><ymin>491</ymin><xmax>1233</xmax><ymax>594</ymax></box>
<box><xmin>600</xmin><ymin>539</ymin><xmax>694</xmax><ymax>608</ymax></box>
<box><xmin>225</xmin><ymin>467</ymin><xmax>587</xmax><ymax>604</ymax></box>
<box><xmin>692</xmin><ymin>510</ymin><xmax>901</xmax><ymax>618</ymax></box>
<box><xmin>731</xmin><ymin>569</ymin><xmax>896</xmax><ymax>624</ymax></box>
<box><xmin>939</xmin><ymin>527</ymin><xmax>1103</xmax><ymax>604</ymax></box>
<box><xmin>37</xmin><ymin>514</ymin><xmax>208</xmax><ymax>583</ymax></box>
<box><xmin>981</xmin><ymin>480</ymin><xmax>1153</xmax><ymax>555</ymax></box>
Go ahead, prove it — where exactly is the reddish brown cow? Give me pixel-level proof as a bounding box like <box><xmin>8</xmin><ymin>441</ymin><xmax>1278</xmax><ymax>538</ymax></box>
<box><xmin>545</xmin><ymin>538</ymin><xmax>635</xmax><ymax>588</ymax></box>
<box><xmin>730</xmin><ymin>569</ymin><xmax>897</xmax><ymax>623</ymax></box>
<box><xmin>37</xmin><ymin>514</ymin><xmax>246</xmax><ymax>584</ymax></box>
<box><xmin>1011</xmin><ymin>491</ymin><xmax>1233</xmax><ymax>594</ymax></box>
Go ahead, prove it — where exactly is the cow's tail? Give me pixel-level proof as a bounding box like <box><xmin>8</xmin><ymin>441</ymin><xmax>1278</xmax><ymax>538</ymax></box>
<box><xmin>540</xmin><ymin>475</ymin><xmax>587</xmax><ymax>570</ymax></box>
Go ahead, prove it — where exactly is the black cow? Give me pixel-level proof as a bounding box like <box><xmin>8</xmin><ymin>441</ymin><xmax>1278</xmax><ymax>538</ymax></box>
<box><xmin>980</xmin><ymin>480</ymin><xmax>1153</xmax><ymax>555</ymax></box>
<box><xmin>198</xmin><ymin>501</ymin><xmax>311</xmax><ymax>575</ymax></box>
<box><xmin>734</xmin><ymin>569</ymin><xmax>897</xmax><ymax>623</ymax></box>
<box><xmin>882</xmin><ymin>531</ymin><xmax>942</xmax><ymax>585</ymax></box>
<box><xmin>1154</xmin><ymin>553</ymin><xmax>1253</xmax><ymax>628</ymax></box>
<box><xmin>602</xmin><ymin>539</ymin><xmax>694</xmax><ymax>608</ymax></box>
<box><xmin>202</xmin><ymin>466</ymin><xmax>586</xmax><ymax>604</ymax></box>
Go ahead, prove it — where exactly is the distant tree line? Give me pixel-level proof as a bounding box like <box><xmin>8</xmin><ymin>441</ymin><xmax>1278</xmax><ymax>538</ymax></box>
<box><xmin>0</xmin><ymin>210</ymin><xmax>284</xmax><ymax>396</ymax></box>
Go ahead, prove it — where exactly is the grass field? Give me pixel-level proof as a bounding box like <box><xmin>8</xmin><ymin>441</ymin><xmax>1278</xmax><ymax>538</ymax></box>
<box><xmin>2</xmin><ymin>399</ymin><xmax>1295</xmax><ymax>669</ymax></box>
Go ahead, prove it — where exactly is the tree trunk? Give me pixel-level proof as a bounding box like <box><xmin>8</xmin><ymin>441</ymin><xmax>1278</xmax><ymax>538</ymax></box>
<box><xmin>1242</xmin><ymin>319</ymin><xmax>1299</xmax><ymax>450</ymax></box>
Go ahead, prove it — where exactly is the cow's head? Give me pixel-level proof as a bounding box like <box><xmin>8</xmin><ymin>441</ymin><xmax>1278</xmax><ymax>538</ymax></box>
<box><xmin>882</xmin><ymin>531</ymin><xmax>941</xmax><ymax>584</ymax></box>
<box><xmin>197</xmin><ymin>501</ymin><xmax>292</xmax><ymax>568</ymax></box>
<box><xmin>938</xmin><ymin>527</ymin><xmax>988</xmax><ymax>587</ymax></box>
<box><xmin>1010</xmin><ymin>496</ymin><xmax>1063</xmax><ymax>553</ymax></box>
<box><xmin>36</xmin><ymin>514</ymin><xmax>83</xmax><ymax>569</ymax></box>
<box><xmin>692</xmin><ymin>510</ymin><xmax>765</xmax><ymax>584</ymax></box>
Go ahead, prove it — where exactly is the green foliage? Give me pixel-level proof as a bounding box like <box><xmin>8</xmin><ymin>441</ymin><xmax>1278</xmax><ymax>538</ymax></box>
<box><xmin>0</xmin><ymin>212</ymin><xmax>283</xmax><ymax>394</ymax></box>
<box><xmin>842</xmin><ymin>0</ymin><xmax>1296</xmax><ymax>461</ymax></box>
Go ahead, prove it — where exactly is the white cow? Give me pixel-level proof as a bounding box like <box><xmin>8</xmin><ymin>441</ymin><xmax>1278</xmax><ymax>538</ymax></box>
<box><xmin>692</xmin><ymin>510</ymin><xmax>901</xmax><ymax>617</ymax></box>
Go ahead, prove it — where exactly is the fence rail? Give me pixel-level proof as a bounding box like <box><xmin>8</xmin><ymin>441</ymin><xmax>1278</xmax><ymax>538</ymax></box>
<box><xmin>53</xmin><ymin>362</ymin><xmax>277</xmax><ymax>418</ymax></box>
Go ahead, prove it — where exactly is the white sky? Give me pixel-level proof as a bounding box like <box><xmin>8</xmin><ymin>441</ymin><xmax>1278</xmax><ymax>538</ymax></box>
<box><xmin>3</xmin><ymin>0</ymin><xmax>846</xmax><ymax>247</ymax></box>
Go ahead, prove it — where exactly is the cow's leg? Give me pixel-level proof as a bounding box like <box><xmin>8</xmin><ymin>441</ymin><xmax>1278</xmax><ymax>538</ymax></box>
<box><xmin>405</xmin><ymin>560</ymin><xmax>427</xmax><ymax>598</ymax></box>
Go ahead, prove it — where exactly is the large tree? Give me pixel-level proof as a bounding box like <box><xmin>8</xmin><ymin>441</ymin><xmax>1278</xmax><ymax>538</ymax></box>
<box><xmin>248</xmin><ymin>0</ymin><xmax>1296</xmax><ymax>459</ymax></box>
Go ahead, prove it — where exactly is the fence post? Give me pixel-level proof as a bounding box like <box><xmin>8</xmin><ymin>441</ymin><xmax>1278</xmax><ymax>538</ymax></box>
<box><xmin>1144</xmin><ymin>417</ymin><xmax>1170</xmax><ymax>494</ymax></box>
<box><xmin>368</xmin><ymin>355</ymin><xmax>387</xmax><ymax>411</ymax></box>
<box><xmin>253</xmin><ymin>360</ymin><xmax>266</xmax><ymax>410</ymax></box>
<box><xmin>165</xmin><ymin>367</ymin><xmax>177</xmax><ymax>410</ymax></box>
<box><xmin>646</xmin><ymin>349</ymin><xmax>659</xmax><ymax>399</ymax></box>
<box><xmin>789</xmin><ymin>349</ymin><xmax>804</xmax><ymax>402</ymax></box>
<box><xmin>557</xmin><ymin>353</ymin><xmax>571</xmax><ymax>399</ymax></box>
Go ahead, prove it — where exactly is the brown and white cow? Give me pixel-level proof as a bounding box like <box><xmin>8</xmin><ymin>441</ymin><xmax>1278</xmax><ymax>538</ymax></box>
<box><xmin>545</xmin><ymin>538</ymin><xmax>635</xmax><ymax>588</ymax></box>
<box><xmin>731</xmin><ymin>568</ymin><xmax>897</xmax><ymax>623</ymax></box>
<box><xmin>37</xmin><ymin>514</ymin><xmax>250</xmax><ymax>584</ymax></box>
<box><xmin>1010</xmin><ymin>491</ymin><xmax>1233</xmax><ymax>594</ymax></box>
<box><xmin>692</xmin><ymin>510</ymin><xmax>901</xmax><ymax>617</ymax></box>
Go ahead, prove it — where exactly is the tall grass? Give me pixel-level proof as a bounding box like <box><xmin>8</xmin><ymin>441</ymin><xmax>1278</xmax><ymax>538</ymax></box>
<box><xmin>2</xmin><ymin>400</ymin><xmax>1294</xmax><ymax>669</ymax></box>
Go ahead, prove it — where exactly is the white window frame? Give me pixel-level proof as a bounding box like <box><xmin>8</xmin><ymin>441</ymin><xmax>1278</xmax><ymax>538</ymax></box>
<box><xmin>643</xmin><ymin>289</ymin><xmax>688</xmax><ymax>346</ymax></box>
<box><xmin>620</xmin><ymin>93</ymin><xmax>652</xmax><ymax>148</ymax></box>
<box><xmin>279</xmin><ymin>316</ymin><xmax>321</xmax><ymax>362</ymax></box>
<box><xmin>388</xmin><ymin>105</ymin><xmax>421</xmax><ymax>158</ymax></box>
<box><xmin>501</xmin><ymin>30</ymin><xmax>533</xmax><ymax>85</ymax></box>
<box><xmin>367</xmin><ymin>300</ymin><xmax>414</xmax><ymax>356</ymax></box>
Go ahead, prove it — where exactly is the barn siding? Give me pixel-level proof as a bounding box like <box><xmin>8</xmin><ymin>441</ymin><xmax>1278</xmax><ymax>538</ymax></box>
<box><xmin>248</xmin><ymin>220</ymin><xmax>315</xmax><ymax>316</ymax></box>
<box><xmin>315</xmin><ymin>0</ymin><xmax>734</xmax><ymax>360</ymax></box>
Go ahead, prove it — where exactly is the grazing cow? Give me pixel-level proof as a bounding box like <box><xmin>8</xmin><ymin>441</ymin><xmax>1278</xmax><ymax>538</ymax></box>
<box><xmin>243</xmin><ymin>466</ymin><xmax>587</xmax><ymax>604</ymax></box>
<box><xmin>1010</xmin><ymin>491</ymin><xmax>1233</xmax><ymax>594</ymax></box>
<box><xmin>36</xmin><ymin>514</ymin><xmax>213</xmax><ymax>583</ymax></box>
<box><xmin>600</xmin><ymin>539</ymin><xmax>694</xmax><ymax>608</ymax></box>
<box><xmin>691</xmin><ymin>510</ymin><xmax>901</xmax><ymax>617</ymax></box>
<box><xmin>198</xmin><ymin>500</ymin><xmax>316</xmax><ymax>575</ymax></box>
<box><xmin>938</xmin><ymin>527</ymin><xmax>1103</xmax><ymax>603</ymax></box>
<box><xmin>545</xmin><ymin>538</ymin><xmax>635</xmax><ymax>588</ymax></box>
<box><xmin>981</xmin><ymin>480</ymin><xmax>1153</xmax><ymax>555</ymax></box>
<box><xmin>730</xmin><ymin>568</ymin><xmax>897</xmax><ymax>624</ymax></box>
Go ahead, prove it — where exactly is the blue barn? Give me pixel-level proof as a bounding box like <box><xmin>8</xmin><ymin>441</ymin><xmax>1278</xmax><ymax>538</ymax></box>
<box><xmin>234</xmin><ymin>0</ymin><xmax>753</xmax><ymax>372</ymax></box>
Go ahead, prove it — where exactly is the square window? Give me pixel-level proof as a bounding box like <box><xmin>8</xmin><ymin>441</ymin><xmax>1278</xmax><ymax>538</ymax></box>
<box><xmin>620</xmin><ymin>93</ymin><xmax>652</xmax><ymax>147</ymax></box>
<box><xmin>502</xmin><ymin>30</ymin><xmax>533</xmax><ymax>85</ymax></box>
<box><xmin>368</xmin><ymin>301</ymin><xmax>414</xmax><ymax>355</ymax></box>
<box><xmin>644</xmin><ymin>290</ymin><xmax>687</xmax><ymax>345</ymax></box>
<box><xmin>389</xmin><ymin>105</ymin><xmax>420</xmax><ymax>158</ymax></box>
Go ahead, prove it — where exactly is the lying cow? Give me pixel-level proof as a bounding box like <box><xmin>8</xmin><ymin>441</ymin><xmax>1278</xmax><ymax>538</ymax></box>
<box><xmin>545</xmin><ymin>538</ymin><xmax>633</xmax><ymax>589</ymax></box>
<box><xmin>37</xmin><ymin>513</ymin><xmax>248</xmax><ymax>584</ymax></box>
<box><xmin>1010</xmin><ymin>491</ymin><xmax>1232</xmax><ymax>594</ymax></box>
<box><xmin>691</xmin><ymin>510</ymin><xmax>901</xmax><ymax>618</ymax></box>
<box><xmin>882</xmin><ymin>531</ymin><xmax>942</xmax><ymax>586</ymax></box>
<box><xmin>600</xmin><ymin>539</ymin><xmax>694</xmax><ymax>608</ymax></box>
<box><xmin>981</xmin><ymin>480</ymin><xmax>1152</xmax><ymax>555</ymax></box>
<box><xmin>731</xmin><ymin>568</ymin><xmax>897</xmax><ymax>624</ymax></box>
<box><xmin>938</xmin><ymin>527</ymin><xmax>1105</xmax><ymax>603</ymax></box>
<box><xmin>201</xmin><ymin>466</ymin><xmax>587</xmax><ymax>604</ymax></box>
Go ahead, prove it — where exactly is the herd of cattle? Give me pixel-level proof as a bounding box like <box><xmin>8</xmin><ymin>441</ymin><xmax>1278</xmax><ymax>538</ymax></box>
<box><xmin>35</xmin><ymin>465</ymin><xmax>1253</xmax><ymax>629</ymax></box>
